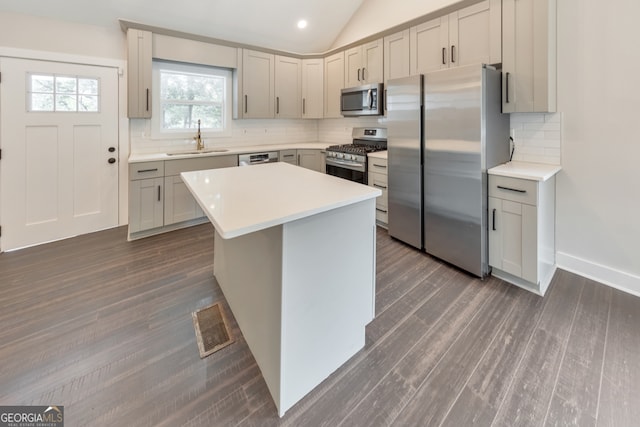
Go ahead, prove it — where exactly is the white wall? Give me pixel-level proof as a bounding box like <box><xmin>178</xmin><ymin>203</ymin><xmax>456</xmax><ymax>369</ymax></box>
<box><xmin>0</xmin><ymin>11</ymin><xmax>125</xmax><ymax>60</ymax></box>
<box><xmin>555</xmin><ymin>0</ymin><xmax>640</xmax><ymax>295</ymax></box>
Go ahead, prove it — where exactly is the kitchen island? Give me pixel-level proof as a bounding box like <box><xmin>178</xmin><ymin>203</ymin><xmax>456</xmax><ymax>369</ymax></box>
<box><xmin>180</xmin><ymin>162</ymin><xmax>381</xmax><ymax>417</ymax></box>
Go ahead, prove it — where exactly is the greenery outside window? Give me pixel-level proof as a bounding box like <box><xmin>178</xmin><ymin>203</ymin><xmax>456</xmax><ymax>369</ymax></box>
<box><xmin>152</xmin><ymin>61</ymin><xmax>232</xmax><ymax>138</ymax></box>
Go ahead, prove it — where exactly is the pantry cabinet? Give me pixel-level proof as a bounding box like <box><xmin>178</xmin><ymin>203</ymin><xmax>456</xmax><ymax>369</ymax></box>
<box><xmin>410</xmin><ymin>0</ymin><xmax>501</xmax><ymax>74</ymax></box>
<box><xmin>301</xmin><ymin>58</ymin><xmax>324</xmax><ymax>119</ymax></box>
<box><xmin>344</xmin><ymin>38</ymin><xmax>383</xmax><ymax>87</ymax></box>
<box><xmin>488</xmin><ymin>174</ymin><xmax>556</xmax><ymax>296</ymax></box>
<box><xmin>324</xmin><ymin>51</ymin><xmax>344</xmax><ymax>118</ymax></box>
<box><xmin>127</xmin><ymin>29</ymin><xmax>152</xmax><ymax>118</ymax></box>
<box><xmin>275</xmin><ymin>55</ymin><xmax>302</xmax><ymax>119</ymax></box>
<box><xmin>502</xmin><ymin>0</ymin><xmax>557</xmax><ymax>112</ymax></box>
<box><xmin>241</xmin><ymin>49</ymin><xmax>275</xmax><ymax>118</ymax></box>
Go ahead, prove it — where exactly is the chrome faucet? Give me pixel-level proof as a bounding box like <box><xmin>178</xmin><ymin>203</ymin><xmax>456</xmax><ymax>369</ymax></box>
<box><xmin>194</xmin><ymin>119</ymin><xmax>204</xmax><ymax>151</ymax></box>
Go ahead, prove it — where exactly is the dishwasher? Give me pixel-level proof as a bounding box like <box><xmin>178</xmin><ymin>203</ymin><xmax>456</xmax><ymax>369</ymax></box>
<box><xmin>238</xmin><ymin>151</ymin><xmax>279</xmax><ymax>166</ymax></box>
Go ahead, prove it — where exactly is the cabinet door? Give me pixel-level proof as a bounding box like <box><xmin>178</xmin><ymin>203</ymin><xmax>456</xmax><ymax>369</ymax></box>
<box><xmin>164</xmin><ymin>175</ymin><xmax>204</xmax><ymax>225</ymax></box>
<box><xmin>450</xmin><ymin>0</ymin><xmax>502</xmax><ymax>68</ymax></box>
<box><xmin>242</xmin><ymin>49</ymin><xmax>275</xmax><ymax>118</ymax></box>
<box><xmin>275</xmin><ymin>55</ymin><xmax>302</xmax><ymax>118</ymax></box>
<box><xmin>302</xmin><ymin>58</ymin><xmax>324</xmax><ymax>119</ymax></box>
<box><xmin>502</xmin><ymin>0</ymin><xmax>557</xmax><ymax>113</ymax></box>
<box><xmin>344</xmin><ymin>46</ymin><xmax>363</xmax><ymax>88</ymax></box>
<box><xmin>129</xmin><ymin>177</ymin><xmax>164</xmax><ymax>233</ymax></box>
<box><xmin>410</xmin><ymin>17</ymin><xmax>450</xmax><ymax>75</ymax></box>
<box><xmin>280</xmin><ymin>149</ymin><xmax>297</xmax><ymax>165</ymax></box>
<box><xmin>362</xmin><ymin>39</ymin><xmax>383</xmax><ymax>84</ymax></box>
<box><xmin>490</xmin><ymin>197</ymin><xmax>526</xmax><ymax>277</ymax></box>
<box><xmin>324</xmin><ymin>51</ymin><xmax>344</xmax><ymax>118</ymax></box>
<box><xmin>297</xmin><ymin>149</ymin><xmax>323</xmax><ymax>172</ymax></box>
<box><xmin>384</xmin><ymin>30</ymin><xmax>411</xmax><ymax>85</ymax></box>
<box><xmin>127</xmin><ymin>29</ymin><xmax>152</xmax><ymax>118</ymax></box>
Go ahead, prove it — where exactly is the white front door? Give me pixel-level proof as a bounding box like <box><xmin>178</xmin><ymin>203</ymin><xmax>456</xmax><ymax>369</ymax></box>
<box><xmin>0</xmin><ymin>58</ymin><xmax>119</xmax><ymax>251</ymax></box>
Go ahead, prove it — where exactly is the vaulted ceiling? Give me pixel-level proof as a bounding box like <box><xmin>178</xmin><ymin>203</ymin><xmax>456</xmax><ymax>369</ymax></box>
<box><xmin>0</xmin><ymin>0</ymin><xmax>366</xmax><ymax>54</ymax></box>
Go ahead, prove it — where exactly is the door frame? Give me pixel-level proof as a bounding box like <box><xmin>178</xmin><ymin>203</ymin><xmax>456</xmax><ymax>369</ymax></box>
<box><xmin>0</xmin><ymin>47</ymin><xmax>129</xmax><ymax>251</ymax></box>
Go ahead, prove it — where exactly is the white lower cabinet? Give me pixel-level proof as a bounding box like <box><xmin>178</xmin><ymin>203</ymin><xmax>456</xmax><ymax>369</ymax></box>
<box><xmin>128</xmin><ymin>155</ymin><xmax>237</xmax><ymax>239</ymax></box>
<box><xmin>488</xmin><ymin>174</ymin><xmax>556</xmax><ymax>296</ymax></box>
<box><xmin>129</xmin><ymin>177</ymin><xmax>164</xmax><ymax>233</ymax></box>
<box><xmin>164</xmin><ymin>175</ymin><xmax>204</xmax><ymax>225</ymax></box>
<box><xmin>367</xmin><ymin>156</ymin><xmax>388</xmax><ymax>226</ymax></box>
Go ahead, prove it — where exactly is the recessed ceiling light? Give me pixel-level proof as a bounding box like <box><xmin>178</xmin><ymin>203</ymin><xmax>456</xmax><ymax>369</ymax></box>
<box><xmin>297</xmin><ymin>20</ymin><xmax>308</xmax><ymax>29</ymax></box>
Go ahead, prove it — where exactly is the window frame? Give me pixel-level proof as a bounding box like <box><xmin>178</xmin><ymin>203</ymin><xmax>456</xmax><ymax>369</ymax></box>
<box><xmin>151</xmin><ymin>60</ymin><xmax>232</xmax><ymax>139</ymax></box>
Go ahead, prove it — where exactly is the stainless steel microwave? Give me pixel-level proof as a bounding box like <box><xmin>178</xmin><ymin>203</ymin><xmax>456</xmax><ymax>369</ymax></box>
<box><xmin>341</xmin><ymin>83</ymin><xmax>383</xmax><ymax>116</ymax></box>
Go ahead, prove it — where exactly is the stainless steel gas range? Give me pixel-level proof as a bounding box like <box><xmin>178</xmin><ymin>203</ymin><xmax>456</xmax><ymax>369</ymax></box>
<box><xmin>325</xmin><ymin>128</ymin><xmax>387</xmax><ymax>184</ymax></box>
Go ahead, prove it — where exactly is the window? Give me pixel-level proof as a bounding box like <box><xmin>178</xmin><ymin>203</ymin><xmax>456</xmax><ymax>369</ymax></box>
<box><xmin>28</xmin><ymin>74</ymin><xmax>100</xmax><ymax>112</ymax></box>
<box><xmin>152</xmin><ymin>61</ymin><xmax>232</xmax><ymax>138</ymax></box>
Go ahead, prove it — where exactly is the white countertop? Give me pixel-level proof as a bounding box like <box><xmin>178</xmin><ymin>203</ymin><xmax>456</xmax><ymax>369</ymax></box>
<box><xmin>128</xmin><ymin>142</ymin><xmax>333</xmax><ymax>163</ymax></box>
<box><xmin>488</xmin><ymin>161</ymin><xmax>562</xmax><ymax>182</ymax></box>
<box><xmin>368</xmin><ymin>150</ymin><xmax>387</xmax><ymax>160</ymax></box>
<box><xmin>180</xmin><ymin>162</ymin><xmax>381</xmax><ymax>239</ymax></box>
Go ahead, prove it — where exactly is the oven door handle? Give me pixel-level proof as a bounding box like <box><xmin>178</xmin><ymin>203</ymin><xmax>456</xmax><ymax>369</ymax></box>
<box><xmin>326</xmin><ymin>157</ymin><xmax>366</xmax><ymax>172</ymax></box>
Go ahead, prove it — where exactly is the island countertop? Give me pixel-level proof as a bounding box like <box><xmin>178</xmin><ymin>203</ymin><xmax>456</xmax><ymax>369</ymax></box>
<box><xmin>180</xmin><ymin>162</ymin><xmax>381</xmax><ymax>239</ymax></box>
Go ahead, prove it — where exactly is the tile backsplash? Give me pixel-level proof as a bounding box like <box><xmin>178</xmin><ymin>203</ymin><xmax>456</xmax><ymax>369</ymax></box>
<box><xmin>130</xmin><ymin>118</ymin><xmax>319</xmax><ymax>154</ymax></box>
<box><xmin>510</xmin><ymin>113</ymin><xmax>562</xmax><ymax>165</ymax></box>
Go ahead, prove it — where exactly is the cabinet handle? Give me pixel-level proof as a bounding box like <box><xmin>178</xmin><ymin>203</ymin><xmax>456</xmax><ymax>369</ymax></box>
<box><xmin>384</xmin><ymin>89</ymin><xmax>387</xmax><ymax>112</ymax></box>
<box><xmin>298</xmin><ymin>154</ymin><xmax>301</xmax><ymax>164</ymax></box>
<box><xmin>505</xmin><ymin>73</ymin><xmax>510</xmax><ymax>104</ymax></box>
<box><xmin>357</xmin><ymin>68</ymin><xmax>361</xmax><ymax>81</ymax></box>
<box><xmin>376</xmin><ymin>208</ymin><xmax>388</xmax><ymax>214</ymax></box>
<box><xmin>497</xmin><ymin>185</ymin><xmax>526</xmax><ymax>193</ymax></box>
<box><xmin>492</xmin><ymin>208</ymin><xmax>497</xmax><ymax>231</ymax></box>
<box><xmin>442</xmin><ymin>47</ymin><xmax>446</xmax><ymax>65</ymax></box>
<box><xmin>362</xmin><ymin>67</ymin><xmax>366</xmax><ymax>81</ymax></box>
<box><xmin>283</xmin><ymin>154</ymin><xmax>294</xmax><ymax>158</ymax></box>
<box><xmin>373</xmin><ymin>164</ymin><xmax>387</xmax><ymax>169</ymax></box>
<box><xmin>244</xmin><ymin>95</ymin><xmax>248</xmax><ymax>113</ymax></box>
<box><xmin>451</xmin><ymin>45</ymin><xmax>456</xmax><ymax>63</ymax></box>
<box><xmin>157</xmin><ymin>185</ymin><xmax>161</xmax><ymax>202</ymax></box>
<box><xmin>145</xmin><ymin>88</ymin><xmax>150</xmax><ymax>111</ymax></box>
<box><xmin>276</xmin><ymin>97</ymin><xmax>280</xmax><ymax>115</ymax></box>
<box><xmin>303</xmin><ymin>98</ymin><xmax>306</xmax><ymax>115</ymax></box>
<box><xmin>373</xmin><ymin>183</ymin><xmax>387</xmax><ymax>189</ymax></box>
<box><xmin>137</xmin><ymin>168</ymin><xmax>158</xmax><ymax>173</ymax></box>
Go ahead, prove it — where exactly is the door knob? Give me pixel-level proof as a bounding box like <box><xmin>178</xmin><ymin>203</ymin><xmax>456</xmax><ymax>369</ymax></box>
<box><xmin>108</xmin><ymin>158</ymin><xmax>116</xmax><ymax>164</ymax></box>
<box><xmin>108</xmin><ymin>147</ymin><xmax>116</xmax><ymax>152</ymax></box>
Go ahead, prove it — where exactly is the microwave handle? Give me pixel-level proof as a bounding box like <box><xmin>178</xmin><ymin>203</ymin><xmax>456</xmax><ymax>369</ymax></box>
<box><xmin>367</xmin><ymin>89</ymin><xmax>373</xmax><ymax>109</ymax></box>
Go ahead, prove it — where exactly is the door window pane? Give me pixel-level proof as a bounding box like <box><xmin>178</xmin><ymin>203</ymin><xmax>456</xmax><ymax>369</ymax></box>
<box><xmin>28</xmin><ymin>74</ymin><xmax>99</xmax><ymax>112</ymax></box>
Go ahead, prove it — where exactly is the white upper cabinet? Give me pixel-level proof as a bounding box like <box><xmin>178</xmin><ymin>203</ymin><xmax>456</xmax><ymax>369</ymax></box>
<box><xmin>344</xmin><ymin>38</ymin><xmax>383</xmax><ymax>87</ymax></box>
<box><xmin>502</xmin><ymin>0</ymin><xmax>557</xmax><ymax>113</ymax></box>
<box><xmin>384</xmin><ymin>29</ymin><xmax>411</xmax><ymax>85</ymax></box>
<box><xmin>324</xmin><ymin>51</ymin><xmax>344</xmax><ymax>118</ymax></box>
<box><xmin>410</xmin><ymin>0</ymin><xmax>501</xmax><ymax>75</ymax></box>
<box><xmin>302</xmin><ymin>58</ymin><xmax>324</xmax><ymax>119</ymax></box>
<box><xmin>275</xmin><ymin>55</ymin><xmax>302</xmax><ymax>119</ymax></box>
<box><xmin>241</xmin><ymin>49</ymin><xmax>275</xmax><ymax>118</ymax></box>
<box><xmin>127</xmin><ymin>29</ymin><xmax>152</xmax><ymax>118</ymax></box>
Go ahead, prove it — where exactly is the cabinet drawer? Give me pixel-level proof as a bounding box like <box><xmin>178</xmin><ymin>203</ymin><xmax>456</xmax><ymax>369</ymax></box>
<box><xmin>375</xmin><ymin>205</ymin><xmax>389</xmax><ymax>224</ymax></box>
<box><xmin>164</xmin><ymin>155</ymin><xmax>238</xmax><ymax>176</ymax></box>
<box><xmin>280</xmin><ymin>149</ymin><xmax>297</xmax><ymax>165</ymax></box>
<box><xmin>368</xmin><ymin>157</ymin><xmax>388</xmax><ymax>174</ymax></box>
<box><xmin>129</xmin><ymin>161</ymin><xmax>164</xmax><ymax>180</ymax></box>
<box><xmin>489</xmin><ymin>175</ymin><xmax>538</xmax><ymax>206</ymax></box>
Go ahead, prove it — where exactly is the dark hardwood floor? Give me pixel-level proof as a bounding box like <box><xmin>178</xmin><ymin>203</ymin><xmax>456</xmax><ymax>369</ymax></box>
<box><xmin>1</xmin><ymin>224</ymin><xmax>638</xmax><ymax>426</ymax></box>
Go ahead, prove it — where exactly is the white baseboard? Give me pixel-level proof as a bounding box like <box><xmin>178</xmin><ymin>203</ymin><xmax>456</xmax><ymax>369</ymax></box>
<box><xmin>556</xmin><ymin>252</ymin><xmax>640</xmax><ymax>298</ymax></box>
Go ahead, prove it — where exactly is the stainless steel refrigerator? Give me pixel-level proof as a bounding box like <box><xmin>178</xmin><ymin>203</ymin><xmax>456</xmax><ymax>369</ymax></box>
<box><xmin>387</xmin><ymin>64</ymin><xmax>509</xmax><ymax>277</ymax></box>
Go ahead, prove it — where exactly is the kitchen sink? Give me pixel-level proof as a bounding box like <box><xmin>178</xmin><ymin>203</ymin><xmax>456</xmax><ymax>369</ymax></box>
<box><xmin>166</xmin><ymin>149</ymin><xmax>229</xmax><ymax>156</ymax></box>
